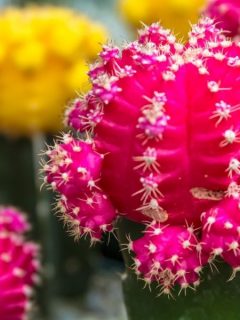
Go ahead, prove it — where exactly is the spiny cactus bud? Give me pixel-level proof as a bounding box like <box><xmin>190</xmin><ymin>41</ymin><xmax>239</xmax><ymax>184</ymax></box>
<box><xmin>43</xmin><ymin>133</ymin><xmax>103</xmax><ymax>198</ymax></box>
<box><xmin>206</xmin><ymin>0</ymin><xmax>240</xmax><ymax>38</ymax></box>
<box><xmin>42</xmin><ymin>133</ymin><xmax>117</xmax><ymax>243</ymax></box>
<box><xmin>201</xmin><ymin>197</ymin><xmax>240</xmax><ymax>276</ymax></box>
<box><xmin>131</xmin><ymin>221</ymin><xmax>204</xmax><ymax>295</ymax></box>
<box><xmin>44</xmin><ymin>17</ymin><xmax>240</xmax><ymax>296</ymax></box>
<box><xmin>57</xmin><ymin>191</ymin><xmax>117</xmax><ymax>242</ymax></box>
<box><xmin>0</xmin><ymin>207</ymin><xmax>40</xmax><ymax>319</ymax></box>
<box><xmin>65</xmin><ymin>95</ymin><xmax>104</xmax><ymax>133</ymax></box>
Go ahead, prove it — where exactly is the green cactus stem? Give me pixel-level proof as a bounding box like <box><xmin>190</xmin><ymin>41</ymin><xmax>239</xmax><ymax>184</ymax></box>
<box><xmin>118</xmin><ymin>218</ymin><xmax>240</xmax><ymax>320</ymax></box>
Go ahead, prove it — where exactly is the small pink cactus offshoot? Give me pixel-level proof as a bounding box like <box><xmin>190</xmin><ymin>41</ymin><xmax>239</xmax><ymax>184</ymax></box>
<box><xmin>206</xmin><ymin>0</ymin><xmax>240</xmax><ymax>38</ymax></box>
<box><xmin>44</xmin><ymin>135</ymin><xmax>103</xmax><ymax>198</ymax></box>
<box><xmin>42</xmin><ymin>133</ymin><xmax>117</xmax><ymax>242</ymax></box>
<box><xmin>65</xmin><ymin>96</ymin><xmax>104</xmax><ymax>133</ymax></box>
<box><xmin>0</xmin><ymin>206</ymin><xmax>30</xmax><ymax>234</ymax></box>
<box><xmin>0</xmin><ymin>207</ymin><xmax>40</xmax><ymax>320</ymax></box>
<box><xmin>43</xmin><ymin>17</ymin><xmax>240</xmax><ymax>295</ymax></box>
<box><xmin>131</xmin><ymin>222</ymin><xmax>204</xmax><ymax>295</ymax></box>
<box><xmin>57</xmin><ymin>191</ymin><xmax>116</xmax><ymax>241</ymax></box>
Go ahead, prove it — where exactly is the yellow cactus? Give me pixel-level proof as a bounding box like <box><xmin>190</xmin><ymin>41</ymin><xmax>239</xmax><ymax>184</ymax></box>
<box><xmin>119</xmin><ymin>0</ymin><xmax>206</xmax><ymax>39</ymax></box>
<box><xmin>0</xmin><ymin>6</ymin><xmax>108</xmax><ymax>136</ymax></box>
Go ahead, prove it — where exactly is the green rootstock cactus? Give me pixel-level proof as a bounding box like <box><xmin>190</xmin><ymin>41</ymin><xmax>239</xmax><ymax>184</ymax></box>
<box><xmin>118</xmin><ymin>218</ymin><xmax>240</xmax><ymax>320</ymax></box>
<box><xmin>42</xmin><ymin>17</ymin><xmax>240</xmax><ymax>319</ymax></box>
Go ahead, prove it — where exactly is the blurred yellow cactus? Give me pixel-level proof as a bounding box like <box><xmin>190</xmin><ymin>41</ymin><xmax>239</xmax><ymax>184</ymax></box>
<box><xmin>119</xmin><ymin>0</ymin><xmax>206</xmax><ymax>39</ymax></box>
<box><xmin>0</xmin><ymin>6</ymin><xmax>108</xmax><ymax>136</ymax></box>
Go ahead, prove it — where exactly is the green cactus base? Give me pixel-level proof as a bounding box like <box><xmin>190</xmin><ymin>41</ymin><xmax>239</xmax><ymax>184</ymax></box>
<box><xmin>117</xmin><ymin>218</ymin><xmax>240</xmax><ymax>320</ymax></box>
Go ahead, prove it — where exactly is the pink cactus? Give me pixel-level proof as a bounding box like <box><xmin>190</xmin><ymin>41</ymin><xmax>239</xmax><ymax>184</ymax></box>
<box><xmin>0</xmin><ymin>207</ymin><xmax>40</xmax><ymax>319</ymax></box>
<box><xmin>43</xmin><ymin>17</ymin><xmax>240</xmax><ymax>294</ymax></box>
<box><xmin>42</xmin><ymin>134</ymin><xmax>117</xmax><ymax>241</ymax></box>
<box><xmin>206</xmin><ymin>0</ymin><xmax>240</xmax><ymax>38</ymax></box>
<box><xmin>44</xmin><ymin>135</ymin><xmax>103</xmax><ymax>198</ymax></box>
<box><xmin>0</xmin><ymin>206</ymin><xmax>30</xmax><ymax>234</ymax></box>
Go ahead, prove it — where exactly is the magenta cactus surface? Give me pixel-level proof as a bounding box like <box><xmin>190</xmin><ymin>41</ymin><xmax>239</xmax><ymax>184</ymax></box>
<box><xmin>43</xmin><ymin>17</ymin><xmax>240</xmax><ymax>295</ymax></box>
<box><xmin>206</xmin><ymin>0</ymin><xmax>240</xmax><ymax>38</ymax></box>
<box><xmin>0</xmin><ymin>207</ymin><xmax>40</xmax><ymax>320</ymax></box>
<box><xmin>0</xmin><ymin>206</ymin><xmax>30</xmax><ymax>234</ymax></box>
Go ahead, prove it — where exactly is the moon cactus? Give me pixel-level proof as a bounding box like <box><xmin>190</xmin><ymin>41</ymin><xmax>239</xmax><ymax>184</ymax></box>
<box><xmin>42</xmin><ymin>17</ymin><xmax>240</xmax><ymax>295</ymax></box>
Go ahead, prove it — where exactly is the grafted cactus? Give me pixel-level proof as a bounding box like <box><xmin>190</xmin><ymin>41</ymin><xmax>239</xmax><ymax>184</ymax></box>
<box><xmin>43</xmin><ymin>17</ymin><xmax>240</xmax><ymax>296</ymax></box>
<box><xmin>0</xmin><ymin>207</ymin><xmax>40</xmax><ymax>320</ymax></box>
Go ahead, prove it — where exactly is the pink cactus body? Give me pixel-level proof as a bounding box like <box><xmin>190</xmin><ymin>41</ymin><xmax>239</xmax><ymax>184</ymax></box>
<box><xmin>0</xmin><ymin>207</ymin><xmax>40</xmax><ymax>320</ymax></box>
<box><xmin>43</xmin><ymin>17</ymin><xmax>240</xmax><ymax>294</ymax></box>
<box><xmin>206</xmin><ymin>0</ymin><xmax>240</xmax><ymax>38</ymax></box>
